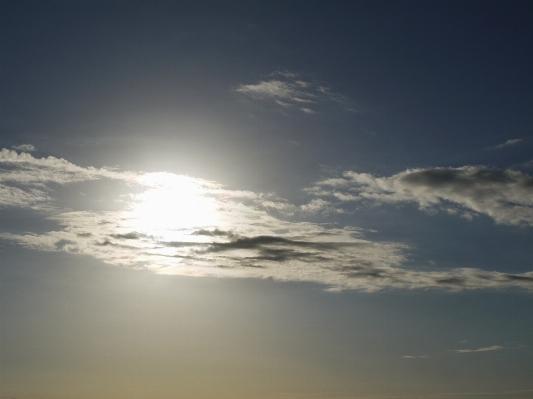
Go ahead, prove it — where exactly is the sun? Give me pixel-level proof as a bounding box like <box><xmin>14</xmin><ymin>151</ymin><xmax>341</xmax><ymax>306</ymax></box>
<box><xmin>127</xmin><ymin>172</ymin><xmax>219</xmax><ymax>238</ymax></box>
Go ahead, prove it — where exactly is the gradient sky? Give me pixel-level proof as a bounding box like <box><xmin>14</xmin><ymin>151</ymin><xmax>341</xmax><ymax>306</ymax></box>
<box><xmin>1</xmin><ymin>1</ymin><xmax>533</xmax><ymax>398</ymax></box>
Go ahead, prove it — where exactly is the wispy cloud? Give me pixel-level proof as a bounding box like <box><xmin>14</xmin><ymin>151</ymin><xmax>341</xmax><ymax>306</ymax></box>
<box><xmin>2</xmin><ymin>149</ymin><xmax>533</xmax><ymax>292</ymax></box>
<box><xmin>449</xmin><ymin>345</ymin><xmax>503</xmax><ymax>353</ymax></box>
<box><xmin>308</xmin><ymin>166</ymin><xmax>533</xmax><ymax>226</ymax></box>
<box><xmin>511</xmin><ymin>158</ymin><xmax>533</xmax><ymax>171</ymax></box>
<box><xmin>12</xmin><ymin>143</ymin><xmax>37</xmax><ymax>152</ymax></box>
<box><xmin>449</xmin><ymin>342</ymin><xmax>527</xmax><ymax>353</ymax></box>
<box><xmin>402</xmin><ymin>355</ymin><xmax>430</xmax><ymax>359</ymax></box>
<box><xmin>234</xmin><ymin>71</ymin><xmax>354</xmax><ymax>114</ymax></box>
<box><xmin>487</xmin><ymin>138</ymin><xmax>522</xmax><ymax>150</ymax></box>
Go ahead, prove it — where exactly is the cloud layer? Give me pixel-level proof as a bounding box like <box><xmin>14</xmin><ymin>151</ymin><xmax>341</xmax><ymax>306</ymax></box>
<box><xmin>308</xmin><ymin>166</ymin><xmax>533</xmax><ymax>226</ymax></box>
<box><xmin>2</xmin><ymin>149</ymin><xmax>533</xmax><ymax>292</ymax></box>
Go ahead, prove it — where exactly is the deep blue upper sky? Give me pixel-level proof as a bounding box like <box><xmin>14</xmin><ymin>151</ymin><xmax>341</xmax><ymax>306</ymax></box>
<box><xmin>2</xmin><ymin>1</ymin><xmax>532</xmax><ymax>182</ymax></box>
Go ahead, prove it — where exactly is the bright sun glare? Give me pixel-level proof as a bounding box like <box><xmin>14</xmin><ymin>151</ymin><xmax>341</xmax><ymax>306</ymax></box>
<box><xmin>127</xmin><ymin>172</ymin><xmax>219</xmax><ymax>238</ymax></box>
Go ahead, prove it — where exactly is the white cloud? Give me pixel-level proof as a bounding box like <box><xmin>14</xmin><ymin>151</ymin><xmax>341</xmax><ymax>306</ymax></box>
<box><xmin>0</xmin><ymin>148</ymin><xmax>137</xmax><ymax>210</ymax></box>
<box><xmin>12</xmin><ymin>143</ymin><xmax>37</xmax><ymax>152</ymax></box>
<box><xmin>300</xmin><ymin>198</ymin><xmax>330</xmax><ymax>213</ymax></box>
<box><xmin>2</xmin><ymin>149</ymin><xmax>533</xmax><ymax>293</ymax></box>
<box><xmin>309</xmin><ymin>166</ymin><xmax>533</xmax><ymax>226</ymax></box>
<box><xmin>236</xmin><ymin>79</ymin><xmax>313</xmax><ymax>102</ymax></box>
<box><xmin>0</xmin><ymin>148</ymin><xmax>134</xmax><ymax>185</ymax></box>
<box><xmin>0</xmin><ymin>183</ymin><xmax>52</xmax><ymax>210</ymax></box>
<box><xmin>234</xmin><ymin>71</ymin><xmax>353</xmax><ymax>114</ymax></box>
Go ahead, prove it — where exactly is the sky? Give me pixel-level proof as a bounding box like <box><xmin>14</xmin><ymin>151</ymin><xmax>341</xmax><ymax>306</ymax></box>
<box><xmin>1</xmin><ymin>1</ymin><xmax>533</xmax><ymax>398</ymax></box>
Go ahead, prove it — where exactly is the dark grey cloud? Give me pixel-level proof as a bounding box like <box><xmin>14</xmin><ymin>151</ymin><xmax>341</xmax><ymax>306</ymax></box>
<box><xmin>110</xmin><ymin>232</ymin><xmax>142</xmax><ymax>240</ymax></box>
<box><xmin>200</xmin><ymin>235</ymin><xmax>348</xmax><ymax>263</ymax></box>
<box><xmin>205</xmin><ymin>235</ymin><xmax>339</xmax><ymax>252</ymax></box>
<box><xmin>76</xmin><ymin>232</ymin><xmax>92</xmax><ymax>237</ymax></box>
<box><xmin>192</xmin><ymin>229</ymin><xmax>233</xmax><ymax>237</ymax></box>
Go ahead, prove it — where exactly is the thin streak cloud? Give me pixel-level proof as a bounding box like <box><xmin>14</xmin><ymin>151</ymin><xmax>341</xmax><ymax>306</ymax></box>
<box><xmin>449</xmin><ymin>345</ymin><xmax>503</xmax><ymax>353</ymax></box>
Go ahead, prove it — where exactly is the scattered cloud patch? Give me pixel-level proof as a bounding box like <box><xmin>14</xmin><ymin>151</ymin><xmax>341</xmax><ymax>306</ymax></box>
<box><xmin>308</xmin><ymin>166</ymin><xmax>533</xmax><ymax>226</ymax></box>
<box><xmin>234</xmin><ymin>71</ymin><xmax>354</xmax><ymax>114</ymax></box>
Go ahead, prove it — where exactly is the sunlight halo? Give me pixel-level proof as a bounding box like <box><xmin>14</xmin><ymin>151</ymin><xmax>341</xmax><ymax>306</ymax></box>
<box><xmin>127</xmin><ymin>172</ymin><xmax>219</xmax><ymax>239</ymax></box>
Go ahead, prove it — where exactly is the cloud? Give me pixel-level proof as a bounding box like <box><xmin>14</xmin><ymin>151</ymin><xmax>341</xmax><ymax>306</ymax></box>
<box><xmin>450</xmin><ymin>345</ymin><xmax>503</xmax><ymax>353</ymax></box>
<box><xmin>300</xmin><ymin>198</ymin><xmax>332</xmax><ymax>214</ymax></box>
<box><xmin>402</xmin><ymin>355</ymin><xmax>430</xmax><ymax>359</ymax></box>
<box><xmin>234</xmin><ymin>71</ymin><xmax>354</xmax><ymax>114</ymax></box>
<box><xmin>0</xmin><ymin>148</ymin><xmax>136</xmax><ymax>210</ymax></box>
<box><xmin>488</xmin><ymin>138</ymin><xmax>522</xmax><ymax>150</ymax></box>
<box><xmin>0</xmin><ymin>148</ymin><xmax>133</xmax><ymax>185</ymax></box>
<box><xmin>0</xmin><ymin>183</ymin><xmax>52</xmax><ymax>210</ymax></box>
<box><xmin>503</xmin><ymin>341</ymin><xmax>527</xmax><ymax>349</ymax></box>
<box><xmin>2</xmin><ymin>149</ymin><xmax>533</xmax><ymax>292</ymax></box>
<box><xmin>309</xmin><ymin>166</ymin><xmax>533</xmax><ymax>226</ymax></box>
<box><xmin>12</xmin><ymin>144</ymin><xmax>37</xmax><ymax>152</ymax></box>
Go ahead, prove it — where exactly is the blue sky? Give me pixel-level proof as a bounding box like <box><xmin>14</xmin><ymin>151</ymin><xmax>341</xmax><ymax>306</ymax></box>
<box><xmin>1</xmin><ymin>1</ymin><xmax>533</xmax><ymax>398</ymax></box>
